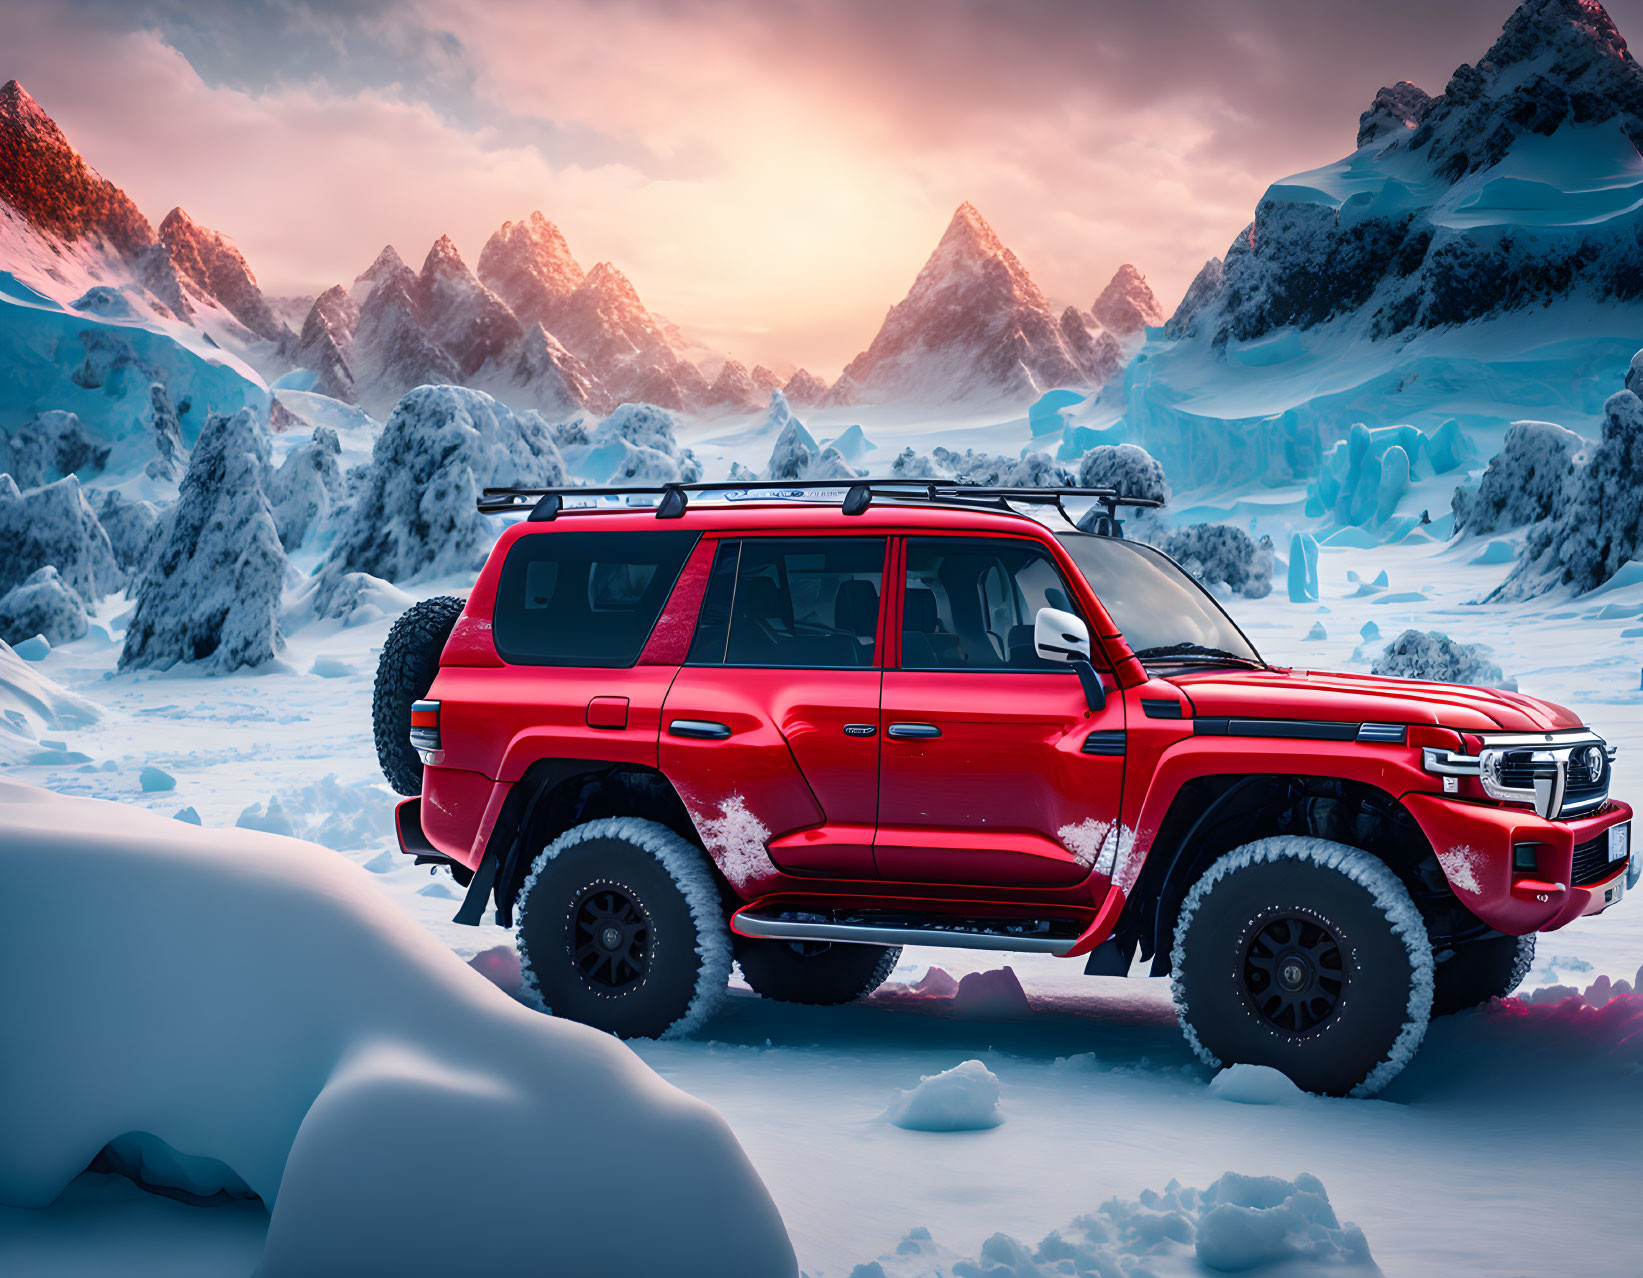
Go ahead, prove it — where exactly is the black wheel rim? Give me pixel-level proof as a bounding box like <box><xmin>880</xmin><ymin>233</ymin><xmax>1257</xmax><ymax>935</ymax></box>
<box><xmin>570</xmin><ymin>883</ymin><xmax>651</xmax><ymax>993</ymax></box>
<box><xmin>1240</xmin><ymin>911</ymin><xmax>1345</xmax><ymax>1035</ymax></box>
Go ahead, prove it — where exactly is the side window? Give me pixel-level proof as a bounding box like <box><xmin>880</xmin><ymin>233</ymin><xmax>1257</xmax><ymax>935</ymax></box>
<box><xmin>901</xmin><ymin>537</ymin><xmax>1082</xmax><ymax>671</ymax></box>
<box><xmin>688</xmin><ymin>537</ymin><xmax>885</xmax><ymax>668</ymax></box>
<box><xmin>493</xmin><ymin>530</ymin><xmax>698</xmax><ymax>666</ymax></box>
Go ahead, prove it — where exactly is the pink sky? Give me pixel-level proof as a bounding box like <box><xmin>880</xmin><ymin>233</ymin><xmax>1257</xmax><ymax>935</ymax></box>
<box><xmin>10</xmin><ymin>0</ymin><xmax>1629</xmax><ymax>376</ymax></box>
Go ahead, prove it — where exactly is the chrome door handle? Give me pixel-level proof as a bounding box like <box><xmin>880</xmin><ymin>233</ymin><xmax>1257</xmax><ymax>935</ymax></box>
<box><xmin>669</xmin><ymin>719</ymin><xmax>732</xmax><ymax>740</ymax></box>
<box><xmin>887</xmin><ymin>722</ymin><xmax>941</xmax><ymax>740</ymax></box>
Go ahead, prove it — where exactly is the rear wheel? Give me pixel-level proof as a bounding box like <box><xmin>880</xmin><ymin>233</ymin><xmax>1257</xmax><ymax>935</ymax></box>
<box><xmin>1171</xmin><ymin>836</ymin><xmax>1433</xmax><ymax>1097</ymax></box>
<box><xmin>735</xmin><ymin>936</ymin><xmax>901</xmax><ymax>1005</ymax></box>
<box><xmin>516</xmin><ymin>818</ymin><xmax>730</xmax><ymax>1039</ymax></box>
<box><xmin>1431</xmin><ymin>933</ymin><xmax>1535</xmax><ymax>1017</ymax></box>
<box><xmin>371</xmin><ymin>595</ymin><xmax>464</xmax><ymax>795</ymax></box>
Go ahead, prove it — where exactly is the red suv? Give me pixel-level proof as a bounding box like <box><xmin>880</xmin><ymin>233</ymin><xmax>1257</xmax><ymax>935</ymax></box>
<box><xmin>376</xmin><ymin>480</ymin><xmax>1634</xmax><ymax>1096</ymax></box>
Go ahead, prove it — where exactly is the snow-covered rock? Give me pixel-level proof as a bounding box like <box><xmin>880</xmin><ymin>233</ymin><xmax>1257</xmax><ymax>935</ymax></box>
<box><xmin>96</xmin><ymin>489</ymin><xmax>161</xmax><ymax>583</ymax></box>
<box><xmin>1372</xmin><ymin>629</ymin><xmax>1513</xmax><ymax>689</ymax></box>
<box><xmin>1057</xmin><ymin>306</ymin><xmax>1125</xmax><ymax>386</ymax></box>
<box><xmin>1163</xmin><ymin>256</ymin><xmax>1225</xmax><ymax>340</ymax></box>
<box><xmin>0</xmin><ymin>779</ymin><xmax>797</xmax><ymax>1278</ymax></box>
<box><xmin>268</xmin><ymin>425</ymin><xmax>344</xmax><ymax>551</ymax></box>
<box><xmin>1089</xmin><ymin>263</ymin><xmax>1163</xmax><ymax>336</ymax></box>
<box><xmin>0</xmin><ymin>565</ymin><xmax>88</xmax><ymax>646</ymax></box>
<box><xmin>0</xmin><ymin>473</ymin><xmax>121</xmax><ymax>603</ymax></box>
<box><xmin>1076</xmin><ymin>442</ymin><xmax>1170</xmax><ymax>503</ymax></box>
<box><xmin>119</xmin><ymin>408</ymin><xmax>290</xmax><ymax>673</ymax></box>
<box><xmin>144</xmin><ymin>381</ymin><xmax>187</xmax><ymax>481</ymax></box>
<box><xmin>835</xmin><ymin>203</ymin><xmax>1118</xmax><ymax>404</ymax></box>
<box><xmin>293</xmin><ymin>286</ymin><xmax>359</xmax><ymax>403</ymax></box>
<box><xmin>1496</xmin><ymin>357</ymin><xmax>1643</xmax><ymax>597</ymax></box>
<box><xmin>1453</xmin><ymin>419</ymin><xmax>1585</xmax><ymax>535</ymax></box>
<box><xmin>0</xmin><ymin>636</ymin><xmax>99</xmax><ymax>764</ymax></box>
<box><xmin>320</xmin><ymin>385</ymin><xmax>565</xmax><ymax>585</ymax></box>
<box><xmin>1153</xmin><ymin>523</ymin><xmax>1275</xmax><ymax>599</ymax></box>
<box><xmin>3</xmin><ymin>409</ymin><xmax>108</xmax><ymax>488</ymax></box>
<box><xmin>886</xmin><ymin>1059</ymin><xmax>1004</xmax><ymax>1132</ymax></box>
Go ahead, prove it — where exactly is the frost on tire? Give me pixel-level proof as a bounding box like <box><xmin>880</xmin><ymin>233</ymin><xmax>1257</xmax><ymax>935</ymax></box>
<box><xmin>371</xmin><ymin>594</ymin><xmax>464</xmax><ymax>796</ymax></box>
<box><xmin>516</xmin><ymin>817</ymin><xmax>731</xmax><ymax>1040</ymax></box>
<box><xmin>1170</xmin><ymin>836</ymin><xmax>1434</xmax><ymax>1098</ymax></box>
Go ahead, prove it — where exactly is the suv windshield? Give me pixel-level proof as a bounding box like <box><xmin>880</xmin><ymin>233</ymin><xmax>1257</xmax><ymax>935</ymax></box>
<box><xmin>1053</xmin><ymin>532</ymin><xmax>1263</xmax><ymax>667</ymax></box>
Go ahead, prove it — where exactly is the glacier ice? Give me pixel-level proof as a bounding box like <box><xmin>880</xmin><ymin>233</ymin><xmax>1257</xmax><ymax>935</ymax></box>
<box><xmin>1286</xmin><ymin>531</ymin><xmax>1320</xmax><ymax>602</ymax></box>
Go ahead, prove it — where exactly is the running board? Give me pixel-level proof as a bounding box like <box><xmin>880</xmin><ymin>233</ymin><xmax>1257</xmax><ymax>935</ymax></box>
<box><xmin>731</xmin><ymin>907</ymin><xmax>1082</xmax><ymax>956</ymax></box>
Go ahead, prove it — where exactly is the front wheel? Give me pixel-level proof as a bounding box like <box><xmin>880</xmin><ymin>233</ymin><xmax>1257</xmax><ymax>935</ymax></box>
<box><xmin>515</xmin><ymin>818</ymin><xmax>731</xmax><ymax>1039</ymax></box>
<box><xmin>1170</xmin><ymin>837</ymin><xmax>1433</xmax><ymax>1097</ymax></box>
<box><xmin>1431</xmin><ymin>932</ymin><xmax>1535</xmax><ymax>1017</ymax></box>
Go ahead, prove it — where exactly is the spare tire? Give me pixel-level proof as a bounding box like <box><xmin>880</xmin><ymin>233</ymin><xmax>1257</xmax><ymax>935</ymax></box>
<box><xmin>372</xmin><ymin>595</ymin><xmax>464</xmax><ymax>795</ymax></box>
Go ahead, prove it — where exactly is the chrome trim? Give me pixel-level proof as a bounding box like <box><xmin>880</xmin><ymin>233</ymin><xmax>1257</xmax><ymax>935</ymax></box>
<box><xmin>887</xmin><ymin>722</ymin><xmax>942</xmax><ymax>740</ymax></box>
<box><xmin>1422</xmin><ymin>731</ymin><xmax>1610</xmax><ymax>819</ymax></box>
<box><xmin>734</xmin><ymin>912</ymin><xmax>1076</xmax><ymax>955</ymax></box>
<box><xmin>1358</xmin><ymin>722</ymin><xmax>1408</xmax><ymax>744</ymax></box>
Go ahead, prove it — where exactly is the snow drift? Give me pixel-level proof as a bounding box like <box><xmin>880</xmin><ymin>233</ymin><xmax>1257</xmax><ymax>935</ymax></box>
<box><xmin>0</xmin><ymin>637</ymin><xmax>99</xmax><ymax>764</ymax></box>
<box><xmin>0</xmin><ymin>780</ymin><xmax>796</xmax><ymax>1278</ymax></box>
<box><xmin>846</xmin><ymin>1171</ymin><xmax>1376</xmax><ymax>1276</ymax></box>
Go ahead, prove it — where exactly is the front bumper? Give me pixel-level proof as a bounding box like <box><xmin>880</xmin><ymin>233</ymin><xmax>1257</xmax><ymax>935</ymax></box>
<box><xmin>1403</xmin><ymin>794</ymin><xmax>1633</xmax><ymax>934</ymax></box>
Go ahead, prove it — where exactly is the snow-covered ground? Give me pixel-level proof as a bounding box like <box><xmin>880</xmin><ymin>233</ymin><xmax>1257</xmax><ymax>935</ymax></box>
<box><xmin>2</xmin><ymin>505</ymin><xmax>1640</xmax><ymax>1276</ymax></box>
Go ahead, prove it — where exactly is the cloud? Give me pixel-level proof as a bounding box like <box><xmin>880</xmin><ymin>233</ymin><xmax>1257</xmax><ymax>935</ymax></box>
<box><xmin>15</xmin><ymin>0</ymin><xmax>1643</xmax><ymax>373</ymax></box>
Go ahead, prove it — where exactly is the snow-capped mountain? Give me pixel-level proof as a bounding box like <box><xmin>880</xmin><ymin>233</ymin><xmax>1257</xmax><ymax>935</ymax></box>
<box><xmin>781</xmin><ymin>368</ymin><xmax>829</xmax><ymax>405</ymax></box>
<box><xmin>157</xmin><ymin>208</ymin><xmax>293</xmax><ymax>347</ymax></box>
<box><xmin>1104</xmin><ymin>0</ymin><xmax>1643</xmax><ymax>498</ymax></box>
<box><xmin>412</xmin><ymin>235</ymin><xmax>522</xmax><ymax>377</ymax></box>
<box><xmin>833</xmin><ymin>203</ymin><xmax>1120</xmax><ymax>405</ymax></box>
<box><xmin>1089</xmin><ymin>264</ymin><xmax>1164</xmax><ymax>336</ymax></box>
<box><xmin>705</xmin><ymin>359</ymin><xmax>764</xmax><ymax>412</ymax></box>
<box><xmin>476</xmin><ymin>211</ymin><xmax>585</xmax><ymax>332</ymax></box>
<box><xmin>471</xmin><ymin>322</ymin><xmax>609</xmax><ymax>419</ymax></box>
<box><xmin>552</xmin><ymin>260</ymin><xmax>707</xmax><ymax>409</ymax></box>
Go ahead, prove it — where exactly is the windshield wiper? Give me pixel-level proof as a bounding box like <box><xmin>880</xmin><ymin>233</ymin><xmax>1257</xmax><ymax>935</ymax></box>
<box><xmin>1132</xmin><ymin>642</ymin><xmax>1263</xmax><ymax>667</ymax></box>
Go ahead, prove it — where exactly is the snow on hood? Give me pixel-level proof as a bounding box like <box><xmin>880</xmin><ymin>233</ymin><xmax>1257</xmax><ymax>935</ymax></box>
<box><xmin>0</xmin><ymin>779</ymin><xmax>795</xmax><ymax>1277</ymax></box>
<box><xmin>1167</xmin><ymin>666</ymin><xmax>1581</xmax><ymax>733</ymax></box>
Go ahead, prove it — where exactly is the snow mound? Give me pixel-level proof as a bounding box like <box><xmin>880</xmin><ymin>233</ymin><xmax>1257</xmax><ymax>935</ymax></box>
<box><xmin>847</xmin><ymin>1171</ymin><xmax>1374</xmax><ymax>1276</ymax></box>
<box><xmin>560</xmin><ymin>401</ymin><xmax>702</xmax><ymax>485</ymax></box>
<box><xmin>886</xmin><ymin>1059</ymin><xmax>1004</xmax><ymax>1132</ymax></box>
<box><xmin>0</xmin><ymin>473</ymin><xmax>122</xmax><ymax>604</ymax></box>
<box><xmin>0</xmin><ymin>637</ymin><xmax>100</xmax><ymax>764</ymax></box>
<box><xmin>888</xmin><ymin>445</ymin><xmax>1071</xmax><ymax>487</ymax></box>
<box><xmin>285</xmin><ymin>570</ymin><xmax>414</xmax><ymax>628</ymax></box>
<box><xmin>1208</xmin><ymin>1064</ymin><xmax>1309</xmax><ymax>1105</ymax></box>
<box><xmin>0</xmin><ymin>780</ymin><xmax>796</xmax><ymax>1278</ymax></box>
<box><xmin>1371</xmin><ymin>629</ymin><xmax>1512</xmax><ymax>689</ymax></box>
<box><xmin>235</xmin><ymin>774</ymin><xmax>398</xmax><ymax>851</ymax></box>
<box><xmin>0</xmin><ymin>566</ymin><xmax>87</xmax><ymax>646</ymax></box>
<box><xmin>1452</xmin><ymin>419</ymin><xmax>1584</xmax><ymax>536</ymax></box>
<box><xmin>120</xmin><ymin>408</ymin><xmax>291</xmax><ymax>673</ymax></box>
<box><xmin>2</xmin><ymin>409</ymin><xmax>109</xmax><ymax>488</ymax></box>
<box><xmin>319</xmin><ymin>384</ymin><xmax>565</xmax><ymax>585</ymax></box>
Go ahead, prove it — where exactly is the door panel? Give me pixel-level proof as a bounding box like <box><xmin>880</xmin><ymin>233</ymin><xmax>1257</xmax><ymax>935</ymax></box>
<box><xmin>875</xmin><ymin>670</ymin><xmax>1125</xmax><ymax>886</ymax></box>
<box><xmin>663</xmin><ymin>667</ymin><xmax>880</xmax><ymax>884</ymax></box>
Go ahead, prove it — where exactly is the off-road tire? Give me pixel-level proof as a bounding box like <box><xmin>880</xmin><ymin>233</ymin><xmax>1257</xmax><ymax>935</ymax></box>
<box><xmin>1431</xmin><ymin>933</ymin><xmax>1535</xmax><ymax>1017</ymax></box>
<box><xmin>1171</xmin><ymin>837</ymin><xmax>1434</xmax><ymax>1097</ymax></box>
<box><xmin>734</xmin><ymin>936</ymin><xmax>901</xmax><ymax>1005</ymax></box>
<box><xmin>372</xmin><ymin>595</ymin><xmax>464</xmax><ymax>796</ymax></box>
<box><xmin>516</xmin><ymin>818</ymin><xmax>731</xmax><ymax>1039</ymax></box>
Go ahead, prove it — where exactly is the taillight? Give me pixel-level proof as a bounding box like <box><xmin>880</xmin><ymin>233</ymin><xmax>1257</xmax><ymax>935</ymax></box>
<box><xmin>410</xmin><ymin>700</ymin><xmax>441</xmax><ymax>761</ymax></box>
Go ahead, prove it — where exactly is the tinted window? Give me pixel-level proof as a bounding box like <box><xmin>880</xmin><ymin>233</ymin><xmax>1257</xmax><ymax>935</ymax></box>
<box><xmin>688</xmin><ymin>537</ymin><xmax>885</xmax><ymax>668</ymax></box>
<box><xmin>902</xmin><ymin>537</ymin><xmax>1081</xmax><ymax>671</ymax></box>
<box><xmin>1053</xmin><ymin>533</ymin><xmax>1261</xmax><ymax>664</ymax></box>
<box><xmin>494</xmin><ymin>530</ymin><xmax>697</xmax><ymax>666</ymax></box>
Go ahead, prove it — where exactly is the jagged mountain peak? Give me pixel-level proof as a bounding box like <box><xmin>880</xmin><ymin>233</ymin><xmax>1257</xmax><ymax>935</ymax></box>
<box><xmin>1357</xmin><ymin>81</ymin><xmax>1435</xmax><ymax>147</ymax></box>
<box><xmin>1486</xmin><ymin>0</ymin><xmax>1631</xmax><ymax>68</ymax></box>
<box><xmin>1091</xmin><ymin>264</ymin><xmax>1164</xmax><ymax>335</ymax></box>
<box><xmin>0</xmin><ymin>79</ymin><xmax>154</xmax><ymax>256</ymax></box>
<box><xmin>420</xmin><ymin>234</ymin><xmax>470</xmax><ymax>279</ymax></box>
<box><xmin>156</xmin><ymin>205</ymin><xmax>289</xmax><ymax>344</ymax></box>
<box><xmin>477</xmin><ymin>210</ymin><xmax>585</xmax><ymax>329</ymax></box>
<box><xmin>578</xmin><ymin>260</ymin><xmax>644</xmax><ymax>307</ymax></box>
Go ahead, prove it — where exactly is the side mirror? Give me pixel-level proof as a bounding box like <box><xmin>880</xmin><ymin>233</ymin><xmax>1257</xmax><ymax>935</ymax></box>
<box><xmin>1034</xmin><ymin>607</ymin><xmax>1106</xmax><ymax>713</ymax></box>
<box><xmin>1034</xmin><ymin>607</ymin><xmax>1091</xmax><ymax>663</ymax></box>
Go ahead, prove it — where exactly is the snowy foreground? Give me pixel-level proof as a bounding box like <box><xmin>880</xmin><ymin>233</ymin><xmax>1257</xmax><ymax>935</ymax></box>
<box><xmin>2</xmin><ymin>525</ymin><xmax>1642</xmax><ymax>1277</ymax></box>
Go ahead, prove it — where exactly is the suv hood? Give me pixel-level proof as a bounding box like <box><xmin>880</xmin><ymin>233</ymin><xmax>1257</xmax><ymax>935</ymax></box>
<box><xmin>1166</xmin><ymin>666</ymin><xmax>1581</xmax><ymax>734</ymax></box>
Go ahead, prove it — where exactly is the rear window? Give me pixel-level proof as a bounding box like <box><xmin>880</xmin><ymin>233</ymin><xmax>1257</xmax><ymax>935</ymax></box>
<box><xmin>493</xmin><ymin>530</ymin><xmax>698</xmax><ymax>666</ymax></box>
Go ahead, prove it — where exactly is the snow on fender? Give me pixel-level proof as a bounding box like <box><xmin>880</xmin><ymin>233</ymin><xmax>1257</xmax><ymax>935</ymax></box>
<box><xmin>0</xmin><ymin>780</ymin><xmax>796</xmax><ymax>1278</ymax></box>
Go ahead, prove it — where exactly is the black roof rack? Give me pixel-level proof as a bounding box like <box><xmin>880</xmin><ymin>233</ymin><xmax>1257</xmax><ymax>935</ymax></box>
<box><xmin>476</xmin><ymin>478</ymin><xmax>1161</xmax><ymax>536</ymax></box>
